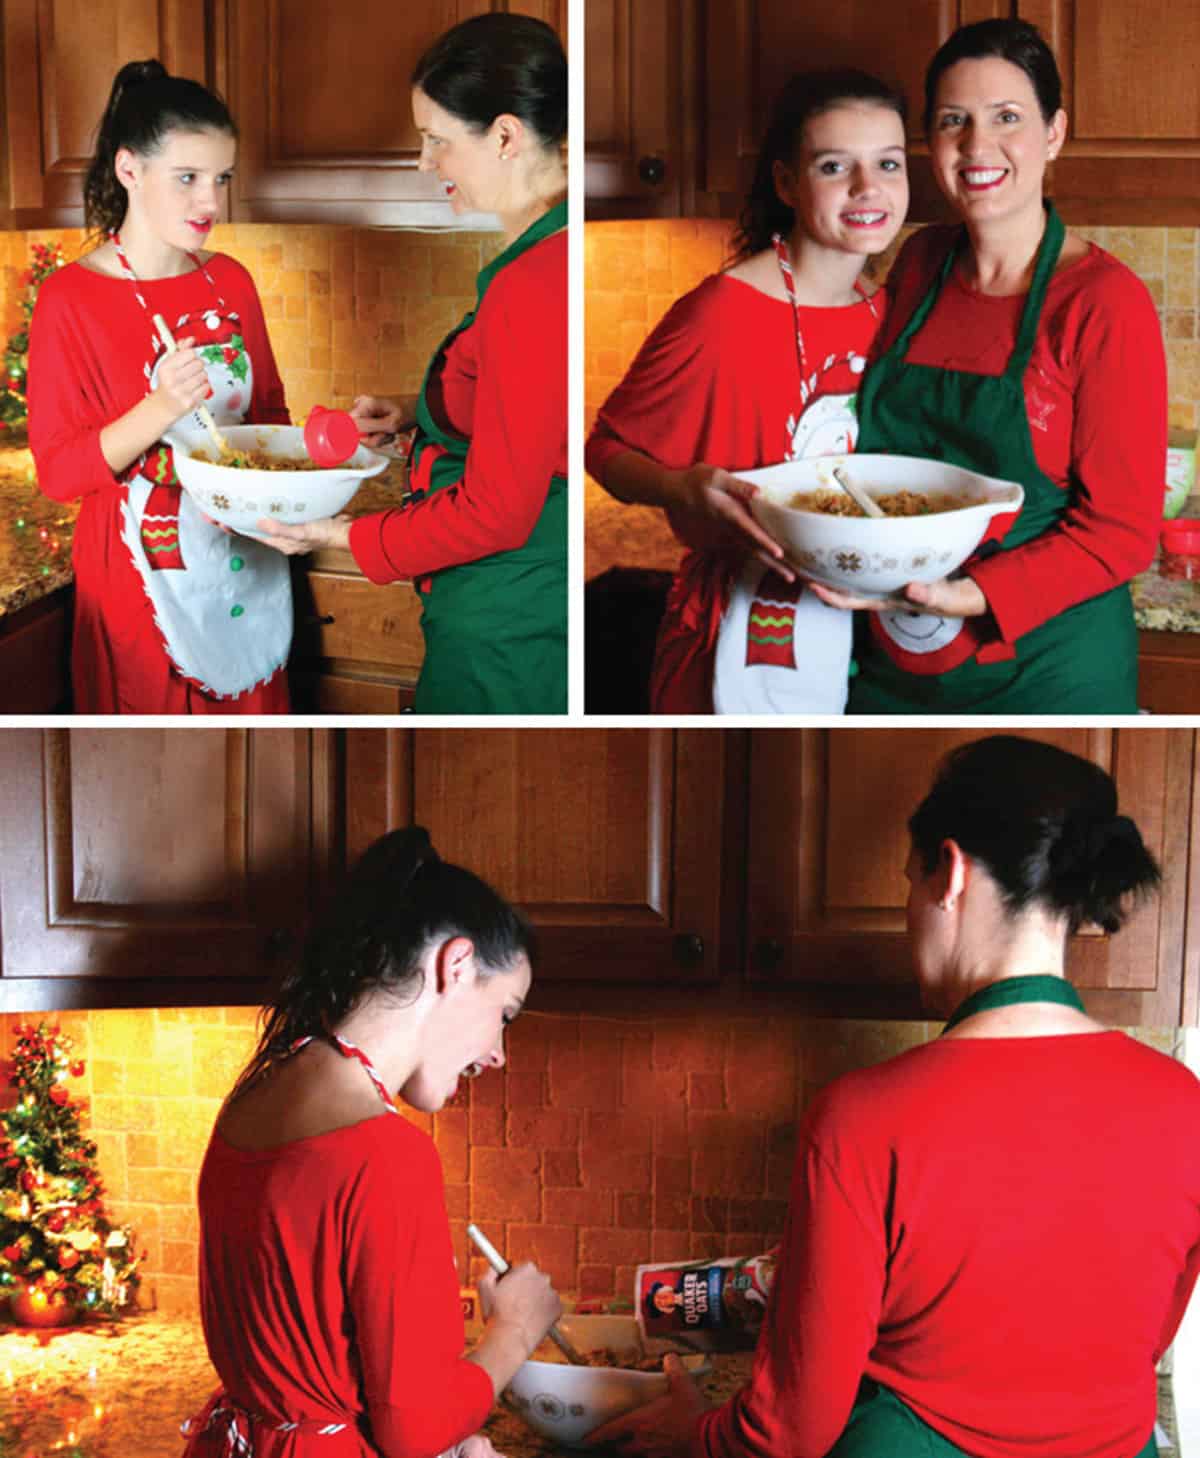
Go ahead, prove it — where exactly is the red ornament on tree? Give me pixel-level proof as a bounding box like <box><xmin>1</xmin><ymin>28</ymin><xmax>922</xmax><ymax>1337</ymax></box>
<box><xmin>57</xmin><ymin>1246</ymin><xmax>81</xmax><ymax>1270</ymax></box>
<box><xmin>49</xmin><ymin>1085</ymin><xmax>70</xmax><ymax>1107</ymax></box>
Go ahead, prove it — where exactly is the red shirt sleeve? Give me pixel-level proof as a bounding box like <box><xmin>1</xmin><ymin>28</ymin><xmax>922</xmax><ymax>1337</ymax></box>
<box><xmin>27</xmin><ymin>269</ymin><xmax>119</xmax><ymax>504</ymax></box>
<box><xmin>346</xmin><ymin>1127</ymin><xmax>493</xmax><ymax>1457</ymax></box>
<box><xmin>966</xmin><ymin>263</ymin><xmax>1164</xmax><ymax>641</ymax></box>
<box><xmin>695</xmin><ymin>1099</ymin><xmax>885</xmax><ymax>1458</ymax></box>
<box><xmin>349</xmin><ymin>232</ymin><xmax>566</xmax><ymax>583</ymax></box>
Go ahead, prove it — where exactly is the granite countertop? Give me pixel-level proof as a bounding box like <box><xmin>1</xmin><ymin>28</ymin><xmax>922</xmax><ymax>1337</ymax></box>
<box><xmin>585</xmin><ymin>479</ymin><xmax>1200</xmax><ymax>634</ymax></box>
<box><xmin>0</xmin><ymin>1313</ymin><xmax>1179</xmax><ymax>1458</ymax></box>
<box><xmin>0</xmin><ymin>439</ymin><xmax>411</xmax><ymax>622</ymax></box>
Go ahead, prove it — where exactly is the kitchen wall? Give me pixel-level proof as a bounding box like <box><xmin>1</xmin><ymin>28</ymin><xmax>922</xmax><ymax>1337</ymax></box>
<box><xmin>0</xmin><ymin>223</ymin><xmax>504</xmax><ymax>422</ymax></box>
<box><xmin>0</xmin><ymin>1009</ymin><xmax>1181</xmax><ymax>1317</ymax></box>
<box><xmin>585</xmin><ymin>220</ymin><xmax>1200</xmax><ymax>578</ymax></box>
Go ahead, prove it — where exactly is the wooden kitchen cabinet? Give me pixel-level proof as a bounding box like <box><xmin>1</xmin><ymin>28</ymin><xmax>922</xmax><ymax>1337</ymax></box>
<box><xmin>585</xmin><ymin>0</ymin><xmax>689</xmax><ymax>218</ymax></box>
<box><xmin>289</xmin><ymin>564</ymin><xmax>424</xmax><ymax>714</ymax></box>
<box><xmin>0</xmin><ymin>728</ymin><xmax>337</xmax><ymax>1010</ymax></box>
<box><xmin>227</xmin><ymin>0</ymin><xmax>568</xmax><ymax>226</ymax></box>
<box><xmin>341</xmin><ymin>728</ymin><xmax>730</xmax><ymax>992</ymax></box>
<box><xmin>1</xmin><ymin>0</ymin><xmax>212</xmax><ymax>228</ymax></box>
<box><xmin>745</xmin><ymin>728</ymin><xmax>1196</xmax><ymax>1024</ymax></box>
<box><xmin>1138</xmin><ymin>630</ymin><xmax>1200</xmax><ymax>716</ymax></box>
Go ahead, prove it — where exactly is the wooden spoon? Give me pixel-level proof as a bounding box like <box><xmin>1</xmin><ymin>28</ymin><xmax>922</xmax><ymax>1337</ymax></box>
<box><xmin>468</xmin><ymin>1223</ymin><xmax>587</xmax><ymax>1366</ymax></box>
<box><xmin>151</xmin><ymin>313</ymin><xmax>231</xmax><ymax>459</ymax></box>
<box><xmin>833</xmin><ymin>465</ymin><xmax>884</xmax><ymax>518</ymax></box>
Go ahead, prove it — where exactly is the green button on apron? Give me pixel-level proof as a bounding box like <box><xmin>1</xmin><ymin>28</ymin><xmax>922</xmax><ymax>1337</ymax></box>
<box><xmin>407</xmin><ymin>200</ymin><xmax>567</xmax><ymax>715</ymax></box>
<box><xmin>850</xmin><ymin>203</ymin><xmax>1137</xmax><ymax>714</ymax></box>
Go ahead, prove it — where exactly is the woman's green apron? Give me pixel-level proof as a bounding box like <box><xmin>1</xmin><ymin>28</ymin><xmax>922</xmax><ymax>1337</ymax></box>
<box><xmin>849</xmin><ymin>202</ymin><xmax>1138</xmax><ymax>713</ymax></box>
<box><xmin>828</xmin><ymin>976</ymin><xmax>1157</xmax><ymax>1458</ymax></box>
<box><xmin>408</xmin><ymin>200</ymin><xmax>567</xmax><ymax>713</ymax></box>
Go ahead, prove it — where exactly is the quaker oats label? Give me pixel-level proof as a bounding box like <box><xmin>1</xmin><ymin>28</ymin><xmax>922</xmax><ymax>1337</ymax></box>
<box><xmin>635</xmin><ymin>1248</ymin><xmax>779</xmax><ymax>1350</ymax></box>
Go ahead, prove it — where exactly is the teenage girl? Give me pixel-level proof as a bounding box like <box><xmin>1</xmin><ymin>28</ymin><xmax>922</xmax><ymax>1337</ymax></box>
<box><xmin>29</xmin><ymin>60</ymin><xmax>292</xmax><ymax>713</ymax></box>
<box><xmin>586</xmin><ymin>69</ymin><xmax>909</xmax><ymax>714</ymax></box>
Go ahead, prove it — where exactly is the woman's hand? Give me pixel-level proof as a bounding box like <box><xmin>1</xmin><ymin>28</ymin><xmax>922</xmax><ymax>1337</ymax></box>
<box><xmin>585</xmin><ymin>1355</ymin><xmax>709</xmax><ymax>1457</ymax></box>
<box><xmin>252</xmin><ymin>515</ymin><xmax>353</xmax><ymax>555</ymax></box>
<box><xmin>351</xmin><ymin>394</ymin><xmax>417</xmax><ymax>447</ymax></box>
<box><xmin>152</xmin><ymin>337</ymin><xmax>212</xmax><ymax>424</ymax></box>
<box><xmin>805</xmin><ymin>575</ymin><xmax>988</xmax><ymax>617</ymax></box>
<box><xmin>670</xmin><ymin>465</ymin><xmax>795</xmax><ymax>581</ymax></box>
<box><xmin>478</xmin><ymin>1262</ymin><xmax>562</xmax><ymax>1355</ymax></box>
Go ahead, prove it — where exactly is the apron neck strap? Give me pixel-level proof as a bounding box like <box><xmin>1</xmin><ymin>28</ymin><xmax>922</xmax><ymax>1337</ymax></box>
<box><xmin>942</xmin><ymin>972</ymin><xmax>1085</xmax><ymax>1033</ymax></box>
<box><xmin>891</xmin><ymin>200</ymin><xmax>1064</xmax><ymax>379</ymax></box>
<box><xmin>476</xmin><ymin>197</ymin><xmax>566</xmax><ymax>302</ymax></box>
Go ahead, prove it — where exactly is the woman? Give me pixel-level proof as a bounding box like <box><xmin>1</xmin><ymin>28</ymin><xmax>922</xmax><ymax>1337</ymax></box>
<box><xmin>592</xmin><ymin>736</ymin><xmax>1200</xmax><ymax>1458</ymax></box>
<box><xmin>812</xmin><ymin>19</ymin><xmax>1165</xmax><ymax>712</ymax></box>
<box><xmin>28</xmin><ymin>60</ymin><xmax>292</xmax><ymax>713</ymax></box>
<box><xmin>585</xmin><ymin>71</ymin><xmax>908</xmax><ymax>713</ymax></box>
<box><xmin>182</xmin><ymin>826</ymin><xmax>562</xmax><ymax>1458</ymax></box>
<box><xmin>258</xmin><ymin>14</ymin><xmax>567</xmax><ymax>715</ymax></box>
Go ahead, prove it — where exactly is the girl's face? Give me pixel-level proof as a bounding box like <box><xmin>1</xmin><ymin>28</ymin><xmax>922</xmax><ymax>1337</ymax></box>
<box><xmin>775</xmin><ymin>102</ymin><xmax>909</xmax><ymax>256</ymax></box>
<box><xmin>929</xmin><ymin>57</ymin><xmax>1065</xmax><ymax>226</ymax></box>
<box><xmin>117</xmin><ymin>127</ymin><xmax>236</xmax><ymax>249</ymax></box>
<box><xmin>401</xmin><ymin>946</ymin><xmax>532</xmax><ymax>1114</ymax></box>
<box><xmin>412</xmin><ymin>86</ymin><xmax>501</xmax><ymax>215</ymax></box>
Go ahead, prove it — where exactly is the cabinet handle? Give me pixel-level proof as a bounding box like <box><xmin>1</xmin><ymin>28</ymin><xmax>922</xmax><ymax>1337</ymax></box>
<box><xmin>754</xmin><ymin>938</ymin><xmax>784</xmax><ymax>973</ymax></box>
<box><xmin>305</xmin><ymin>613</ymin><xmax>336</xmax><ymax>625</ymax></box>
<box><xmin>673</xmin><ymin>933</ymin><xmax>704</xmax><ymax>968</ymax></box>
<box><xmin>638</xmin><ymin>155</ymin><xmax>667</xmax><ymax>185</ymax></box>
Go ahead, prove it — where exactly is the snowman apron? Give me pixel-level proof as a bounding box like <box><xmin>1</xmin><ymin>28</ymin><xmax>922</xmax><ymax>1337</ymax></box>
<box><xmin>849</xmin><ymin>203</ymin><xmax>1137</xmax><ymax>714</ymax></box>
<box><xmin>407</xmin><ymin>201</ymin><xmax>567</xmax><ymax>714</ymax></box>
<box><xmin>110</xmin><ymin>233</ymin><xmax>292</xmax><ymax>700</ymax></box>
<box><xmin>712</xmin><ymin>235</ymin><xmax>868</xmax><ymax>715</ymax></box>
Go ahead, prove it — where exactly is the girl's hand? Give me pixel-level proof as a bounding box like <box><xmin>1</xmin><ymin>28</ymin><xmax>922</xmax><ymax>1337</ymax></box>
<box><xmin>440</xmin><ymin>1435</ymin><xmax>507</xmax><ymax>1458</ymax></box>
<box><xmin>585</xmin><ymin>1355</ymin><xmax>708</xmax><ymax>1457</ymax></box>
<box><xmin>673</xmin><ymin>465</ymin><xmax>795</xmax><ymax>582</ymax></box>
<box><xmin>153</xmin><ymin>337</ymin><xmax>212</xmax><ymax>423</ymax></box>
<box><xmin>253</xmin><ymin>514</ymin><xmax>353</xmax><ymax>555</ymax></box>
<box><xmin>806</xmin><ymin>575</ymin><xmax>988</xmax><ymax>617</ymax></box>
<box><xmin>351</xmin><ymin>394</ymin><xmax>413</xmax><ymax>446</ymax></box>
<box><xmin>478</xmin><ymin>1262</ymin><xmax>562</xmax><ymax>1355</ymax></box>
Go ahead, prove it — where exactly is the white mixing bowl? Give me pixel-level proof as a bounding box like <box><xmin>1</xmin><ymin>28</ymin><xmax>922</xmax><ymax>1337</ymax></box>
<box><xmin>167</xmin><ymin>424</ymin><xmax>388</xmax><ymax>536</ymax></box>
<box><xmin>504</xmin><ymin>1314</ymin><xmax>710</xmax><ymax>1447</ymax></box>
<box><xmin>743</xmin><ymin>453</ymin><xmax>1024</xmax><ymax>598</ymax></box>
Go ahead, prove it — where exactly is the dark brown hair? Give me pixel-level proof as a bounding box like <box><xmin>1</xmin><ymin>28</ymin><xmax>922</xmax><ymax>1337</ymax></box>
<box><xmin>924</xmin><ymin>18</ymin><xmax>1063</xmax><ymax>131</ymax></box>
<box><xmin>83</xmin><ymin>59</ymin><xmax>238</xmax><ymax>239</ymax></box>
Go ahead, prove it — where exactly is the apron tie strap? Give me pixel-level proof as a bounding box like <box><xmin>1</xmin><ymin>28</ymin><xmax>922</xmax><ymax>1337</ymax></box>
<box><xmin>182</xmin><ymin>1391</ymin><xmax>349</xmax><ymax>1455</ymax></box>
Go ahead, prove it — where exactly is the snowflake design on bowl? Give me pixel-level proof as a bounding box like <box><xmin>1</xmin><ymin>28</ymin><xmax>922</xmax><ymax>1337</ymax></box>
<box><xmin>908</xmin><ymin>554</ymin><xmax>930</xmax><ymax>570</ymax></box>
<box><xmin>212</xmin><ymin>493</ymin><xmax>230</xmax><ymax>511</ymax></box>
<box><xmin>834</xmin><ymin>551</ymin><xmax>863</xmax><ymax>573</ymax></box>
<box><xmin>569</xmin><ymin>1404</ymin><xmax>585</xmax><ymax>1417</ymax></box>
<box><xmin>533</xmin><ymin>1394</ymin><xmax>566</xmax><ymax>1421</ymax></box>
<box><xmin>269</xmin><ymin>501</ymin><xmax>285</xmax><ymax>515</ymax></box>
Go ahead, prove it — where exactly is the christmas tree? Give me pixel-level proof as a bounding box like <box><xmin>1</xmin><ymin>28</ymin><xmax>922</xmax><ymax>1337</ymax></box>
<box><xmin>0</xmin><ymin>241</ymin><xmax>66</xmax><ymax>435</ymax></box>
<box><xmin>0</xmin><ymin>1022</ymin><xmax>140</xmax><ymax>1321</ymax></box>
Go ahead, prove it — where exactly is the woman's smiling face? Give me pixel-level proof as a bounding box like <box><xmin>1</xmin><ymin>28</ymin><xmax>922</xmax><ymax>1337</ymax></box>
<box><xmin>928</xmin><ymin>56</ymin><xmax>1065</xmax><ymax>225</ymax></box>
<box><xmin>412</xmin><ymin>85</ymin><xmax>499</xmax><ymax>215</ymax></box>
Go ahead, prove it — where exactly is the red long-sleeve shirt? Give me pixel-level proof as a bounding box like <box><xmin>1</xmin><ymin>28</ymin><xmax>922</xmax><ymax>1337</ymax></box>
<box><xmin>349</xmin><ymin>228</ymin><xmax>566</xmax><ymax>583</ymax></box>
<box><xmin>879</xmin><ymin>226</ymin><xmax>1165</xmax><ymax>644</ymax></box>
<box><xmin>698</xmin><ymin>1032</ymin><xmax>1200</xmax><ymax>1458</ymax></box>
<box><xmin>188</xmin><ymin>1115</ymin><xmax>492</xmax><ymax>1458</ymax></box>
<box><xmin>27</xmin><ymin>254</ymin><xmax>290</xmax><ymax>713</ymax></box>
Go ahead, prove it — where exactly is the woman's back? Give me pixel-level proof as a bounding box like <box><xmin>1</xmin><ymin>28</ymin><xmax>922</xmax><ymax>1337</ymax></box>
<box><xmin>740</xmin><ymin>1031</ymin><xmax>1200</xmax><ymax>1458</ymax></box>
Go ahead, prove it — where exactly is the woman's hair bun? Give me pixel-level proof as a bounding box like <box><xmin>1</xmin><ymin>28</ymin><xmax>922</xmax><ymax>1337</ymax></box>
<box><xmin>1048</xmin><ymin>813</ymin><xmax>1160</xmax><ymax>933</ymax></box>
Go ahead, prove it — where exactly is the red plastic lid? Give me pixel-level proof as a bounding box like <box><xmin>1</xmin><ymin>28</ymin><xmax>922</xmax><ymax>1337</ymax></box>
<box><xmin>1160</xmin><ymin>519</ymin><xmax>1200</xmax><ymax>554</ymax></box>
<box><xmin>304</xmin><ymin>405</ymin><xmax>361</xmax><ymax>467</ymax></box>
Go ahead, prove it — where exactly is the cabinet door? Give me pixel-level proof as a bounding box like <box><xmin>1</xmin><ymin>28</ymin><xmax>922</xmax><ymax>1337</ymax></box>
<box><xmin>1020</xmin><ymin>0</ymin><xmax>1200</xmax><ymax>224</ymax></box>
<box><xmin>699</xmin><ymin>0</ymin><xmax>1005</xmax><ymax>223</ymax></box>
<box><xmin>1</xmin><ymin>0</ymin><xmax>211</xmax><ymax>227</ymax></box>
<box><xmin>227</xmin><ymin>0</ymin><xmax>567</xmax><ymax>226</ymax></box>
<box><xmin>0</xmin><ymin>729</ymin><xmax>335</xmax><ymax>1009</ymax></box>
<box><xmin>746</xmin><ymin>728</ymin><xmax>1194</xmax><ymax>1024</ymax></box>
<box><xmin>343</xmin><ymin>728</ymin><xmax>725</xmax><ymax>986</ymax></box>
<box><xmin>585</xmin><ymin>0</ymin><xmax>687</xmax><ymax>217</ymax></box>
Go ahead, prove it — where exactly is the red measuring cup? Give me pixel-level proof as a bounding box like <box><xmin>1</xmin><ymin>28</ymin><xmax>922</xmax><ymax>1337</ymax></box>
<box><xmin>304</xmin><ymin>405</ymin><xmax>361</xmax><ymax>467</ymax></box>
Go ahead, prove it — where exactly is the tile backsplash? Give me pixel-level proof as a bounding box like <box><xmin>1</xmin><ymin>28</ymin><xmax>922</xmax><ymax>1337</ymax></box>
<box><xmin>0</xmin><ymin>1009</ymin><xmax>1180</xmax><ymax>1316</ymax></box>
<box><xmin>0</xmin><ymin>223</ymin><xmax>503</xmax><ymax>422</ymax></box>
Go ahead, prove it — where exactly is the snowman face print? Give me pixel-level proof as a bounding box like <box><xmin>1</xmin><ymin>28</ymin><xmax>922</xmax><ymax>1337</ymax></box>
<box><xmin>786</xmin><ymin>390</ymin><xmax>861</xmax><ymax>462</ymax></box>
<box><xmin>878</xmin><ymin>605</ymin><xmax>963</xmax><ymax>654</ymax></box>
<box><xmin>148</xmin><ymin>305</ymin><xmax>255</xmax><ymax>449</ymax></box>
